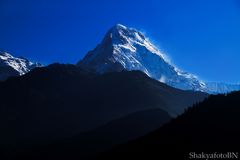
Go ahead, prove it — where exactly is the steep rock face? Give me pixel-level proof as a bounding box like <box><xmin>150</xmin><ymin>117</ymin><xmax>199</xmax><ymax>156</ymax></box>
<box><xmin>0</xmin><ymin>51</ymin><xmax>42</xmax><ymax>81</ymax></box>
<box><xmin>78</xmin><ymin>24</ymin><xmax>206</xmax><ymax>91</ymax></box>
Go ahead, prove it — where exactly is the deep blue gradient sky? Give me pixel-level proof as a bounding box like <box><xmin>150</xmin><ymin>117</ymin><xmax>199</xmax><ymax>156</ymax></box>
<box><xmin>0</xmin><ymin>0</ymin><xmax>240</xmax><ymax>83</ymax></box>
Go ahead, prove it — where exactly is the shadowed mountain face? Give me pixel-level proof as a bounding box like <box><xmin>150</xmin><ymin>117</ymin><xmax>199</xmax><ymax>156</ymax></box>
<box><xmin>97</xmin><ymin>91</ymin><xmax>240</xmax><ymax>160</ymax></box>
<box><xmin>16</xmin><ymin>109</ymin><xmax>171</xmax><ymax>160</ymax></box>
<box><xmin>0</xmin><ymin>63</ymin><xmax>207</xmax><ymax>159</ymax></box>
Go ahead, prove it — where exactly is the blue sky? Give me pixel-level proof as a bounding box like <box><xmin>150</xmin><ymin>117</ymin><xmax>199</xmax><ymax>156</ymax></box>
<box><xmin>0</xmin><ymin>0</ymin><xmax>240</xmax><ymax>83</ymax></box>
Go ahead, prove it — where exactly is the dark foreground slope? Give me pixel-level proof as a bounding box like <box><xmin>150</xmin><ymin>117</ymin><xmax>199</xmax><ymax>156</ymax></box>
<box><xmin>18</xmin><ymin>109</ymin><xmax>171</xmax><ymax>160</ymax></box>
<box><xmin>98</xmin><ymin>91</ymin><xmax>240</xmax><ymax>160</ymax></box>
<box><xmin>0</xmin><ymin>63</ymin><xmax>207</xmax><ymax>159</ymax></box>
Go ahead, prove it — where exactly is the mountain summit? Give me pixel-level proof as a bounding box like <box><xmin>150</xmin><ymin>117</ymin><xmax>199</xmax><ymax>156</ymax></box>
<box><xmin>0</xmin><ymin>51</ymin><xmax>42</xmax><ymax>81</ymax></box>
<box><xmin>78</xmin><ymin>24</ymin><xmax>206</xmax><ymax>91</ymax></box>
<box><xmin>78</xmin><ymin>24</ymin><xmax>240</xmax><ymax>93</ymax></box>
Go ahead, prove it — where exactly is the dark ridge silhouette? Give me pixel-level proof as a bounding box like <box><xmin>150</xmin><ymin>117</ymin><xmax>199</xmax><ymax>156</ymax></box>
<box><xmin>17</xmin><ymin>108</ymin><xmax>171</xmax><ymax>160</ymax></box>
<box><xmin>0</xmin><ymin>65</ymin><xmax>20</xmax><ymax>80</ymax></box>
<box><xmin>0</xmin><ymin>63</ymin><xmax>208</xmax><ymax>159</ymax></box>
<box><xmin>96</xmin><ymin>91</ymin><xmax>240</xmax><ymax>160</ymax></box>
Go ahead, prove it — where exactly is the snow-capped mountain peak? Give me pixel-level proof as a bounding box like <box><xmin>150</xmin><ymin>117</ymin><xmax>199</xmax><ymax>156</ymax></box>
<box><xmin>0</xmin><ymin>51</ymin><xmax>43</xmax><ymax>80</ymax></box>
<box><xmin>0</xmin><ymin>52</ymin><xmax>14</xmax><ymax>59</ymax></box>
<box><xmin>77</xmin><ymin>24</ymin><xmax>240</xmax><ymax>93</ymax></box>
<box><xmin>111</xmin><ymin>24</ymin><xmax>166</xmax><ymax>60</ymax></box>
<box><xmin>78</xmin><ymin>24</ymin><xmax>207</xmax><ymax>91</ymax></box>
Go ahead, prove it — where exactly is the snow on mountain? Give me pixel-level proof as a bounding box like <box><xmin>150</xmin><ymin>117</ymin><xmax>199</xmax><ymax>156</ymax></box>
<box><xmin>206</xmin><ymin>82</ymin><xmax>240</xmax><ymax>94</ymax></box>
<box><xmin>0</xmin><ymin>51</ymin><xmax>43</xmax><ymax>81</ymax></box>
<box><xmin>78</xmin><ymin>24</ymin><xmax>240</xmax><ymax>93</ymax></box>
<box><xmin>78</xmin><ymin>24</ymin><xmax>207</xmax><ymax>92</ymax></box>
